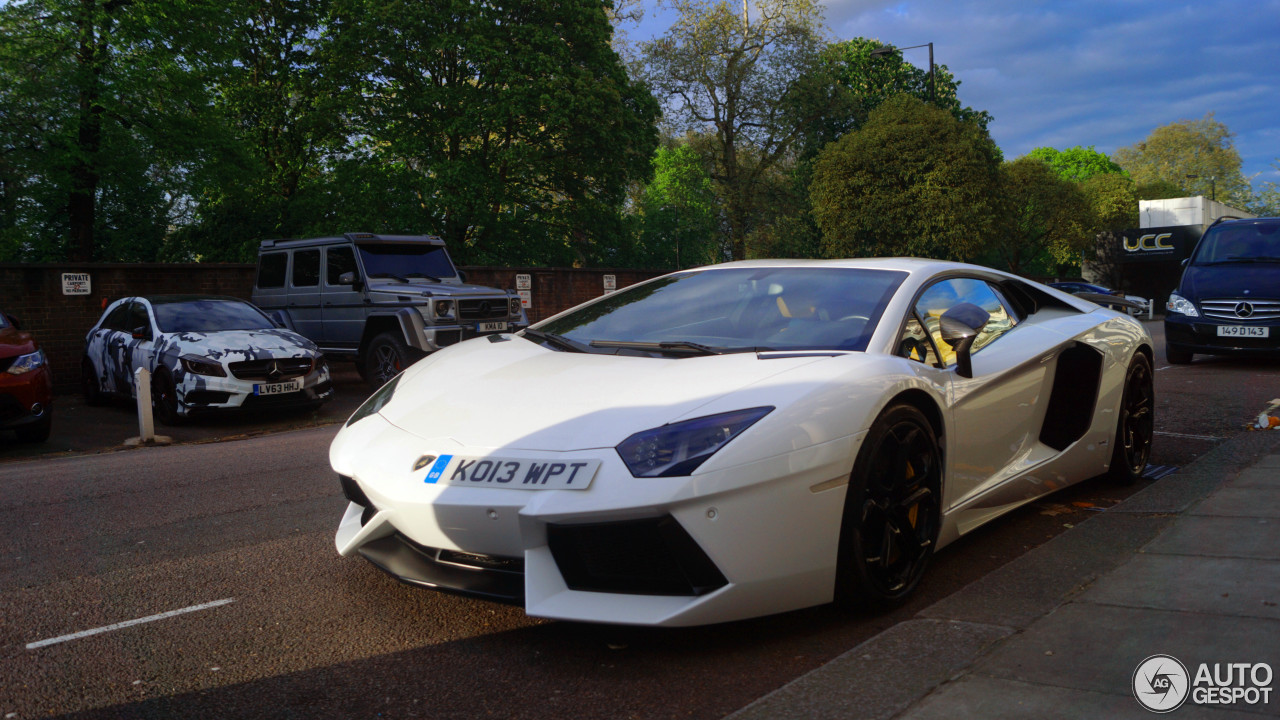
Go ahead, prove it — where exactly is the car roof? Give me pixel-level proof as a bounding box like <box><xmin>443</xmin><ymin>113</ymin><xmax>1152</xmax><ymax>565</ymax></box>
<box><xmin>687</xmin><ymin>257</ymin><xmax>983</xmax><ymax>275</ymax></box>
<box><xmin>139</xmin><ymin>295</ymin><xmax>249</xmax><ymax>305</ymax></box>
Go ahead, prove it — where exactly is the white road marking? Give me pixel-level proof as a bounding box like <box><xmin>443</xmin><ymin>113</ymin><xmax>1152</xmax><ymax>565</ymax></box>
<box><xmin>26</xmin><ymin>598</ymin><xmax>235</xmax><ymax>650</ymax></box>
<box><xmin>1154</xmin><ymin>431</ymin><xmax>1223</xmax><ymax>441</ymax></box>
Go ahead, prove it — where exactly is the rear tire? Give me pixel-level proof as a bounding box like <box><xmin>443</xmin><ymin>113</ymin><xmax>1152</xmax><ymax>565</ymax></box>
<box><xmin>1108</xmin><ymin>353</ymin><xmax>1154</xmax><ymax>484</ymax></box>
<box><xmin>1165</xmin><ymin>343</ymin><xmax>1192</xmax><ymax>364</ymax></box>
<box><xmin>835</xmin><ymin>403</ymin><xmax>941</xmax><ymax>611</ymax></box>
<box><xmin>363</xmin><ymin>332</ymin><xmax>412</xmax><ymax>387</ymax></box>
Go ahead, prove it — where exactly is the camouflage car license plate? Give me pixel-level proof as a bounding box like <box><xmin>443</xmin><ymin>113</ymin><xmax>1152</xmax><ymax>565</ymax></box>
<box><xmin>254</xmin><ymin>377</ymin><xmax>304</xmax><ymax>395</ymax></box>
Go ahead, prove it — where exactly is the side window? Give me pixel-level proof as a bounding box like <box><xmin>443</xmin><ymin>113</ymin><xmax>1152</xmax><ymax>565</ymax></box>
<box><xmin>326</xmin><ymin>246</ymin><xmax>356</xmax><ymax>286</ymax></box>
<box><xmin>103</xmin><ymin>303</ymin><xmax>132</xmax><ymax>331</ymax></box>
<box><xmin>292</xmin><ymin>249</ymin><xmax>320</xmax><ymax>287</ymax></box>
<box><xmin>914</xmin><ymin>278</ymin><xmax>1019</xmax><ymax>366</ymax></box>
<box><xmin>898</xmin><ymin>313</ymin><xmax>941</xmax><ymax>367</ymax></box>
<box><xmin>258</xmin><ymin>253</ymin><xmax>287</xmax><ymax>288</ymax></box>
<box><xmin>126</xmin><ymin>302</ymin><xmax>152</xmax><ymax>336</ymax></box>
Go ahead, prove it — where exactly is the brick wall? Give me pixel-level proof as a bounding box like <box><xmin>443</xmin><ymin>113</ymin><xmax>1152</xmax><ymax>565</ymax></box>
<box><xmin>0</xmin><ymin>263</ymin><xmax>666</xmax><ymax>392</ymax></box>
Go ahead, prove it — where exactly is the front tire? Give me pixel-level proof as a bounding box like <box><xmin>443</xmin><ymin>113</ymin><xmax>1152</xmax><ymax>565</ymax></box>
<box><xmin>82</xmin><ymin>358</ymin><xmax>104</xmax><ymax>406</ymax></box>
<box><xmin>363</xmin><ymin>332</ymin><xmax>413</xmax><ymax>387</ymax></box>
<box><xmin>151</xmin><ymin>370</ymin><xmax>184</xmax><ymax>426</ymax></box>
<box><xmin>1109</xmin><ymin>353</ymin><xmax>1154</xmax><ymax>484</ymax></box>
<box><xmin>835</xmin><ymin>403</ymin><xmax>941</xmax><ymax>611</ymax></box>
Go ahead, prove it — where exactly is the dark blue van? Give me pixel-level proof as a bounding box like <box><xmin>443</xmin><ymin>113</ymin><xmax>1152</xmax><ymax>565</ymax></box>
<box><xmin>1164</xmin><ymin>217</ymin><xmax>1280</xmax><ymax>363</ymax></box>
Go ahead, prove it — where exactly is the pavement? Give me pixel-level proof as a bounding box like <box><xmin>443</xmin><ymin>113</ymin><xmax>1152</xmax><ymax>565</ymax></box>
<box><xmin>0</xmin><ymin>365</ymin><xmax>369</xmax><ymax>463</ymax></box>
<box><xmin>729</xmin><ymin>429</ymin><xmax>1280</xmax><ymax>719</ymax></box>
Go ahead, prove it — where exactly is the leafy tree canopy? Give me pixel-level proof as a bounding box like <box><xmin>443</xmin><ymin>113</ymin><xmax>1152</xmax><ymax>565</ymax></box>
<box><xmin>640</xmin><ymin>0</ymin><xmax>828</xmax><ymax>261</ymax></box>
<box><xmin>810</xmin><ymin>95</ymin><xmax>1001</xmax><ymax>262</ymax></box>
<box><xmin>984</xmin><ymin>157</ymin><xmax>1093</xmax><ymax>275</ymax></box>
<box><xmin>1113</xmin><ymin>114</ymin><xmax>1251</xmax><ymax>207</ymax></box>
<box><xmin>1026</xmin><ymin>146</ymin><xmax>1125</xmax><ymax>184</ymax></box>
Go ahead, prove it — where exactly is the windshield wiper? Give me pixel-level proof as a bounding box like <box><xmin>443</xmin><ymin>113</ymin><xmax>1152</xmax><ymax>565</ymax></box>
<box><xmin>588</xmin><ymin>340</ymin><xmax>727</xmax><ymax>356</ymax></box>
<box><xmin>520</xmin><ymin>328</ymin><xmax>591</xmax><ymax>353</ymax></box>
<box><xmin>368</xmin><ymin>272</ymin><xmax>409</xmax><ymax>282</ymax></box>
<box><xmin>405</xmin><ymin>272</ymin><xmax>443</xmax><ymax>282</ymax></box>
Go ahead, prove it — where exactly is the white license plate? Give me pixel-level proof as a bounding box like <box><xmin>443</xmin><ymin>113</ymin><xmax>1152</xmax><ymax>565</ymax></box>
<box><xmin>1217</xmin><ymin>326</ymin><xmax>1269</xmax><ymax>338</ymax></box>
<box><xmin>477</xmin><ymin>321</ymin><xmax>508</xmax><ymax>333</ymax></box>
<box><xmin>253</xmin><ymin>377</ymin><xmax>304</xmax><ymax>395</ymax></box>
<box><xmin>423</xmin><ymin>455</ymin><xmax>599</xmax><ymax>490</ymax></box>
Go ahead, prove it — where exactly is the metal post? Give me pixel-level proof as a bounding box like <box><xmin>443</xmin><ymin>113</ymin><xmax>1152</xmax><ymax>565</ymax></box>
<box><xmin>927</xmin><ymin>42</ymin><xmax>935</xmax><ymax>103</ymax></box>
<box><xmin>135</xmin><ymin>367</ymin><xmax>155</xmax><ymax>443</ymax></box>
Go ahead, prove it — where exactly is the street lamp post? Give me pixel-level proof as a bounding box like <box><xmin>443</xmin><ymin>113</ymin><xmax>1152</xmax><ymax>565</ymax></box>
<box><xmin>1186</xmin><ymin>174</ymin><xmax>1216</xmax><ymax>202</ymax></box>
<box><xmin>870</xmin><ymin>42</ymin><xmax>935</xmax><ymax>102</ymax></box>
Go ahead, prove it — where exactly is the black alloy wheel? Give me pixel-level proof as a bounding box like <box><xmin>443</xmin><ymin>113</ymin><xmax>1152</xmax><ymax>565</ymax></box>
<box><xmin>836</xmin><ymin>403</ymin><xmax>941</xmax><ymax>610</ymax></box>
<box><xmin>151</xmin><ymin>370</ymin><xmax>183</xmax><ymax>426</ymax></box>
<box><xmin>363</xmin><ymin>332</ymin><xmax>412</xmax><ymax>387</ymax></box>
<box><xmin>1109</xmin><ymin>353</ymin><xmax>1154</xmax><ymax>484</ymax></box>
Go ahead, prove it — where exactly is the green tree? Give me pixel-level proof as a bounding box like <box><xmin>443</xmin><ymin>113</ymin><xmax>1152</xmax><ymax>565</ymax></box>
<box><xmin>1134</xmin><ymin>179</ymin><xmax>1185</xmax><ymax>202</ymax></box>
<box><xmin>640</xmin><ymin>0</ymin><xmax>828</xmax><ymax>261</ymax></box>
<box><xmin>636</xmin><ymin>143</ymin><xmax>720</xmax><ymax>269</ymax></box>
<box><xmin>332</xmin><ymin>0</ymin><xmax>659</xmax><ymax>267</ymax></box>
<box><xmin>1026</xmin><ymin>146</ymin><xmax>1125</xmax><ymax>184</ymax></box>
<box><xmin>1113</xmin><ymin>114</ymin><xmax>1251</xmax><ymax>207</ymax></box>
<box><xmin>807</xmin><ymin>37</ymin><xmax>991</xmax><ymax>152</ymax></box>
<box><xmin>1249</xmin><ymin>160</ymin><xmax>1280</xmax><ymax>217</ymax></box>
<box><xmin>810</xmin><ymin>95</ymin><xmax>1001</xmax><ymax>262</ymax></box>
<box><xmin>0</xmin><ymin>0</ymin><xmax>222</xmax><ymax>261</ymax></box>
<box><xmin>987</xmin><ymin>157</ymin><xmax>1092</xmax><ymax>275</ymax></box>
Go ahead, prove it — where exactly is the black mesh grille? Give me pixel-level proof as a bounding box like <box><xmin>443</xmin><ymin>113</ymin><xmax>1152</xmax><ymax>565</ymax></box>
<box><xmin>458</xmin><ymin>299</ymin><xmax>511</xmax><ymax>321</ymax></box>
<box><xmin>548</xmin><ymin>516</ymin><xmax>727</xmax><ymax>596</ymax></box>
<box><xmin>228</xmin><ymin>357</ymin><xmax>314</xmax><ymax>380</ymax></box>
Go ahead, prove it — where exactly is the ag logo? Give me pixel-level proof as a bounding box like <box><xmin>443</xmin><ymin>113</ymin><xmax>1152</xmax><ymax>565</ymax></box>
<box><xmin>1134</xmin><ymin>654</ymin><xmax>1190</xmax><ymax>713</ymax></box>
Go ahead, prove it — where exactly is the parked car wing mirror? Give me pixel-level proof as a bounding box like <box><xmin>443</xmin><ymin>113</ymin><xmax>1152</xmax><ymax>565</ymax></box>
<box><xmin>338</xmin><ymin>271</ymin><xmax>364</xmax><ymax>291</ymax></box>
<box><xmin>939</xmin><ymin>302</ymin><xmax>990</xmax><ymax>379</ymax></box>
<box><xmin>5</xmin><ymin>314</ymin><xmax>19</xmax><ymax>330</ymax></box>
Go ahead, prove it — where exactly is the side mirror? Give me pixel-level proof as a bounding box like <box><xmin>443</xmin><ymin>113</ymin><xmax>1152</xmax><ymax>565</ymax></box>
<box><xmin>5</xmin><ymin>314</ymin><xmax>20</xmax><ymax>330</ymax></box>
<box><xmin>338</xmin><ymin>271</ymin><xmax>364</xmax><ymax>291</ymax></box>
<box><xmin>131</xmin><ymin>325</ymin><xmax>152</xmax><ymax>341</ymax></box>
<box><xmin>457</xmin><ymin>269</ymin><xmax>468</xmax><ymax>284</ymax></box>
<box><xmin>939</xmin><ymin>303</ymin><xmax>990</xmax><ymax>379</ymax></box>
<box><xmin>1181</xmin><ymin>258</ymin><xmax>1189</xmax><ymax>267</ymax></box>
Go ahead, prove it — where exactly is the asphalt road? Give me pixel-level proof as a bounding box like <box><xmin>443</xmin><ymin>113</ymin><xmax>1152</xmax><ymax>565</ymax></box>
<box><xmin>1</xmin><ymin>322</ymin><xmax>1277</xmax><ymax>719</ymax></box>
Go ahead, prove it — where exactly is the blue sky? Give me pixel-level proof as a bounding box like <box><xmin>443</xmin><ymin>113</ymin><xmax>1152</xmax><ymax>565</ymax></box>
<box><xmin>627</xmin><ymin>0</ymin><xmax>1280</xmax><ymax>190</ymax></box>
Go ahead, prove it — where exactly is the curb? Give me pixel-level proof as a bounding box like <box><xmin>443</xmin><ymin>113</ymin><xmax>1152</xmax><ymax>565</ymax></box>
<box><xmin>727</xmin><ymin>430</ymin><xmax>1280</xmax><ymax>720</ymax></box>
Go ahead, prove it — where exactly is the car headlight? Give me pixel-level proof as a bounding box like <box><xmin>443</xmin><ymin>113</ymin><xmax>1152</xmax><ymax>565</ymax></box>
<box><xmin>509</xmin><ymin>297</ymin><xmax>523</xmax><ymax>316</ymax></box>
<box><xmin>347</xmin><ymin>372</ymin><xmax>403</xmax><ymax>427</ymax></box>
<box><xmin>616</xmin><ymin>407</ymin><xmax>773</xmax><ymax>477</ymax></box>
<box><xmin>433</xmin><ymin>300</ymin><xmax>454</xmax><ymax>320</ymax></box>
<box><xmin>179</xmin><ymin>354</ymin><xmax>226</xmax><ymax>377</ymax></box>
<box><xmin>5</xmin><ymin>349</ymin><xmax>45</xmax><ymax>375</ymax></box>
<box><xmin>1166</xmin><ymin>292</ymin><xmax>1199</xmax><ymax>317</ymax></box>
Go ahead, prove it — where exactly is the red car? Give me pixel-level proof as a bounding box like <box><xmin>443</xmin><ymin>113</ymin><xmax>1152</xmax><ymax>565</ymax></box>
<box><xmin>0</xmin><ymin>311</ymin><xmax>53</xmax><ymax>442</ymax></box>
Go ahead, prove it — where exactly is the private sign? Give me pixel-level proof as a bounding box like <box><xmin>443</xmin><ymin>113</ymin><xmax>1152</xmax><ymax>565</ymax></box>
<box><xmin>62</xmin><ymin>272</ymin><xmax>91</xmax><ymax>295</ymax></box>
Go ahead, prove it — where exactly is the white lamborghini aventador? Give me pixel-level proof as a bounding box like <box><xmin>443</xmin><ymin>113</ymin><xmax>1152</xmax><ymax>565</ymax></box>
<box><xmin>330</xmin><ymin>259</ymin><xmax>1155</xmax><ymax>626</ymax></box>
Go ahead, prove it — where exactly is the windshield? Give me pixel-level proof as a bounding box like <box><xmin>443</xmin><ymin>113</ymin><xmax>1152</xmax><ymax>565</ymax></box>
<box><xmin>1191</xmin><ymin>222</ymin><xmax>1280</xmax><ymax>264</ymax></box>
<box><xmin>358</xmin><ymin>243</ymin><xmax>458</xmax><ymax>280</ymax></box>
<box><xmin>153</xmin><ymin>299</ymin><xmax>276</xmax><ymax>333</ymax></box>
<box><xmin>536</xmin><ymin>267</ymin><xmax>907</xmax><ymax>353</ymax></box>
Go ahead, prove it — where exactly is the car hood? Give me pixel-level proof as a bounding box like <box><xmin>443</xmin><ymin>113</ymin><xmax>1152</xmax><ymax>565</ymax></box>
<box><xmin>1181</xmin><ymin>264</ymin><xmax>1280</xmax><ymax>299</ymax></box>
<box><xmin>367</xmin><ymin>280</ymin><xmax>511</xmax><ymax>298</ymax></box>
<box><xmin>0</xmin><ymin>326</ymin><xmax>36</xmax><ymax>359</ymax></box>
<box><xmin>159</xmin><ymin>328</ymin><xmax>318</xmax><ymax>359</ymax></box>
<box><xmin>376</xmin><ymin>337</ymin><xmax>833</xmax><ymax>451</ymax></box>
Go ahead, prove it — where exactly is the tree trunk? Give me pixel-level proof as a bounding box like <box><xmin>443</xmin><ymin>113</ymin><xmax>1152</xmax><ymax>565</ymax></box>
<box><xmin>68</xmin><ymin>0</ymin><xmax>105</xmax><ymax>262</ymax></box>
